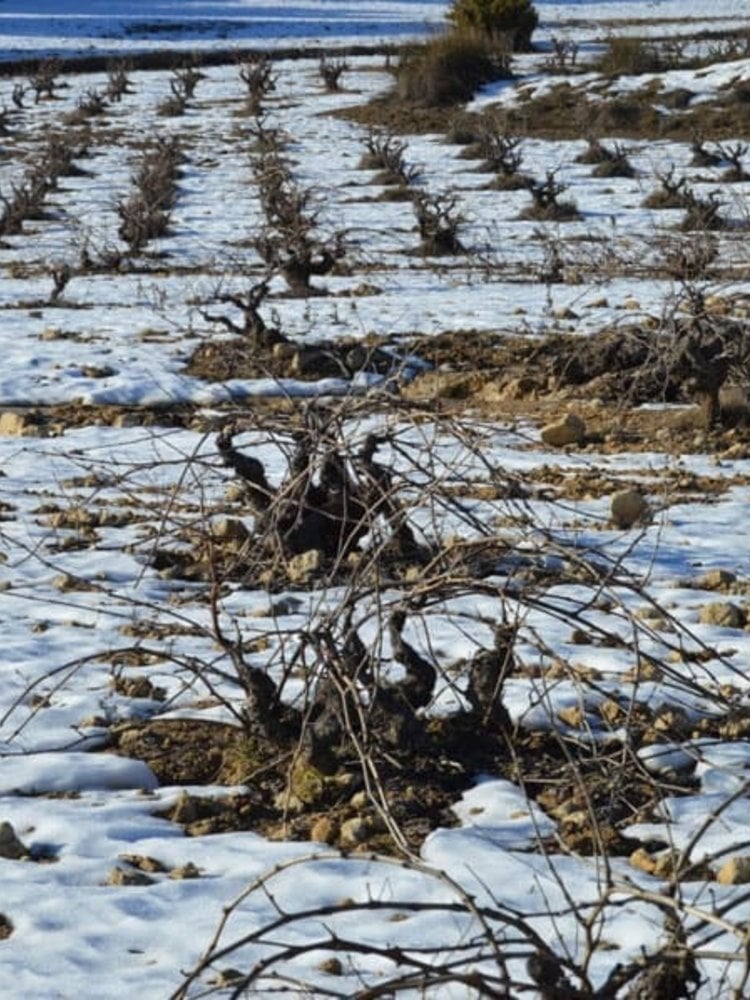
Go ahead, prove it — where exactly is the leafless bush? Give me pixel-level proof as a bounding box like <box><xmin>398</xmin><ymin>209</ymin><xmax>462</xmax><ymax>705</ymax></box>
<box><xmin>117</xmin><ymin>137</ymin><xmax>183</xmax><ymax>253</ymax></box>
<box><xmin>715</xmin><ymin>140</ymin><xmax>750</xmax><ymax>182</ymax></box>
<box><xmin>591</xmin><ymin>142</ymin><xmax>635</xmax><ymax>178</ymax></box>
<box><xmin>48</xmin><ymin>261</ymin><xmax>72</xmax><ymax>303</ymax></box>
<box><xmin>251</xmin><ymin>148</ymin><xmax>346</xmax><ymax>294</ymax></box>
<box><xmin>690</xmin><ymin>133</ymin><xmax>722</xmax><ymax>168</ymax></box>
<box><xmin>141</xmin><ymin>396</ymin><xmax>750</xmax><ymax>998</ymax></box>
<box><xmin>28</xmin><ymin>57</ymin><xmax>62</xmax><ymax>103</ymax></box>
<box><xmin>0</xmin><ymin>144</ymin><xmax>63</xmax><ymax>235</ymax></box>
<box><xmin>643</xmin><ymin>166</ymin><xmax>692</xmax><ymax>209</ymax></box>
<box><xmin>238</xmin><ymin>54</ymin><xmax>276</xmax><ymax>114</ymax></box>
<box><xmin>544</xmin><ymin>35</ymin><xmax>579</xmax><ymax>73</ymax></box>
<box><xmin>704</xmin><ymin>32</ymin><xmax>750</xmax><ymax>62</ymax></box>
<box><xmin>534</xmin><ymin>226</ymin><xmax>566</xmax><ymax>283</ymax></box>
<box><xmin>412</xmin><ymin>189</ymin><xmax>465</xmax><ymax>254</ymax></box>
<box><xmin>359</xmin><ymin>129</ymin><xmax>420</xmax><ymax>188</ymax></box>
<box><xmin>0</xmin><ymin>181</ymin><xmax>40</xmax><ymax>235</ymax></box>
<box><xmin>319</xmin><ymin>55</ymin><xmax>348</xmax><ymax>92</ymax></box>
<box><xmin>680</xmin><ymin>189</ymin><xmax>727</xmax><ymax>232</ymax></box>
<box><xmin>199</xmin><ymin>278</ymin><xmax>287</xmax><ymax>351</ymax></box>
<box><xmin>472</xmin><ymin>117</ymin><xmax>529</xmax><ymax>188</ymax></box>
<box><xmin>157</xmin><ymin>77</ymin><xmax>189</xmax><ymax>117</ymax></box>
<box><xmin>77</xmin><ymin>231</ymin><xmax>124</xmax><ymax>273</ymax></box>
<box><xmin>521</xmin><ymin>170</ymin><xmax>580</xmax><ymax>221</ymax></box>
<box><xmin>173</xmin><ymin>61</ymin><xmax>204</xmax><ymax>99</ymax></box>
<box><xmin>657</xmin><ymin>232</ymin><xmax>719</xmax><ymax>283</ymax></box>
<box><xmin>64</xmin><ymin>88</ymin><xmax>107</xmax><ymax>124</ymax></box>
<box><xmin>0</xmin><ymin>105</ymin><xmax>15</xmax><ymax>135</ymax></box>
<box><xmin>105</xmin><ymin>60</ymin><xmax>133</xmax><ymax>102</ymax></box>
<box><xmin>246</xmin><ymin>111</ymin><xmax>284</xmax><ymax>153</ymax></box>
<box><xmin>577</xmin><ymin>137</ymin><xmax>634</xmax><ymax>177</ymax></box>
<box><xmin>40</xmin><ymin>132</ymin><xmax>90</xmax><ymax>178</ymax></box>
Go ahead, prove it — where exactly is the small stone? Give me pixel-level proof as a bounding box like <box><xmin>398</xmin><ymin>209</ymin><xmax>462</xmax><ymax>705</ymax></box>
<box><xmin>272</xmin><ymin>342</ymin><xmax>296</xmax><ymax>361</ymax></box>
<box><xmin>0</xmin><ymin>412</ymin><xmax>32</xmax><ymax>436</ymax></box>
<box><xmin>211</xmin><ymin>969</ymin><xmax>244</xmax><ymax>988</ymax></box>
<box><xmin>113</xmin><ymin>412</ymin><xmax>141</xmax><ymax>428</ymax></box>
<box><xmin>287</xmin><ymin>548</ymin><xmax>323</xmax><ymax>584</ymax></box>
<box><xmin>630</xmin><ymin>847</ymin><xmax>657</xmax><ymax>875</ymax></box>
<box><xmin>498</xmin><ymin>376</ymin><xmax>537</xmax><ymax>400</ymax></box>
<box><xmin>699</xmin><ymin>602</ymin><xmax>745</xmax><ymax>629</ymax></box>
<box><xmin>560</xmin><ymin>809</ymin><xmax>588</xmax><ymax>829</ymax></box>
<box><xmin>224</xmin><ymin>482</ymin><xmax>246</xmax><ymax>503</ymax></box>
<box><xmin>699</xmin><ymin>569</ymin><xmax>736</xmax><ymax>591</ymax></box>
<box><xmin>171</xmin><ymin>791</ymin><xmax>200</xmax><ymax>824</ymax></box>
<box><xmin>273</xmin><ymin>790</ymin><xmax>305</xmax><ymax>814</ymax></box>
<box><xmin>540</xmin><ymin>413</ymin><xmax>586</xmax><ymax>448</ymax></box>
<box><xmin>119</xmin><ymin>854</ymin><xmax>166</xmax><ymax>874</ymax></box>
<box><xmin>212</xmin><ymin>518</ymin><xmax>251</xmax><ymax>543</ymax></box>
<box><xmin>610</xmin><ymin>489</ymin><xmax>647</xmax><ymax>528</ymax></box>
<box><xmin>569</xmin><ymin>628</ymin><xmax>591</xmax><ymax>645</ymax></box>
<box><xmin>652</xmin><ymin>852</ymin><xmax>678</xmax><ymax>877</ymax></box>
<box><xmin>318</xmin><ymin>957</ymin><xmax>343</xmax><ymax>976</ymax></box>
<box><xmin>169</xmin><ymin>862</ymin><xmax>201</xmax><ymax>880</ymax></box>
<box><xmin>0</xmin><ymin>822</ymin><xmax>29</xmax><ymax>860</ymax></box>
<box><xmin>48</xmin><ymin>507</ymin><xmax>97</xmax><ymax>529</ymax></box>
<box><xmin>185</xmin><ymin>818</ymin><xmax>219</xmax><ymax>837</ymax></box>
<box><xmin>339</xmin><ymin>817</ymin><xmax>369</xmax><ymax>847</ymax></box>
<box><xmin>105</xmin><ymin>867</ymin><xmax>155</xmax><ymax>886</ymax></box>
<box><xmin>557</xmin><ymin>705</ymin><xmax>585</xmax><ymax>728</ymax></box>
<box><xmin>310</xmin><ymin>816</ymin><xmax>338</xmax><ymax>845</ymax></box>
<box><xmin>623</xmin><ymin>660</ymin><xmax>663</xmax><ymax>682</ymax></box>
<box><xmin>599</xmin><ymin>699</ymin><xmax>623</xmax><ymax>725</ymax></box>
<box><xmin>552</xmin><ymin>306</ymin><xmax>578</xmax><ymax>320</ymax></box>
<box><xmin>270</xmin><ymin>596</ymin><xmax>303</xmax><ymax>616</ymax></box>
<box><xmin>716</xmin><ymin>856</ymin><xmax>750</xmax><ymax>885</ymax></box>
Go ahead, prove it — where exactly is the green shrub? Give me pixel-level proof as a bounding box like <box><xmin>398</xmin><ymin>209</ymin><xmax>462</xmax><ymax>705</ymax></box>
<box><xmin>447</xmin><ymin>0</ymin><xmax>539</xmax><ymax>52</ymax></box>
<box><xmin>396</xmin><ymin>30</ymin><xmax>510</xmax><ymax>107</ymax></box>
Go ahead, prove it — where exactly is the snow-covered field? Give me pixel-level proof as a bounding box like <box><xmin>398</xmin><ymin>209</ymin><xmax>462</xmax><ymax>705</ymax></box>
<box><xmin>2</xmin><ymin>2</ymin><xmax>750</xmax><ymax>997</ymax></box>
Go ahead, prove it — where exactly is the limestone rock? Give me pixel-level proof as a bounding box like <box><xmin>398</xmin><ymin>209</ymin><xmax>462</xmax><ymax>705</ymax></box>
<box><xmin>610</xmin><ymin>489</ymin><xmax>647</xmax><ymax>528</ymax></box>
<box><xmin>558</xmin><ymin>705</ymin><xmax>585</xmax><ymax>728</ymax></box>
<box><xmin>171</xmin><ymin>791</ymin><xmax>200</xmax><ymax>825</ymax></box>
<box><xmin>569</xmin><ymin>628</ymin><xmax>591</xmax><ymax>645</ymax></box>
<box><xmin>339</xmin><ymin>817</ymin><xmax>369</xmax><ymax>847</ymax></box>
<box><xmin>552</xmin><ymin>306</ymin><xmax>578</xmax><ymax>320</ymax></box>
<box><xmin>310</xmin><ymin>816</ymin><xmax>338</xmax><ymax>845</ymax></box>
<box><xmin>212</xmin><ymin>518</ymin><xmax>251</xmax><ymax>544</ymax></box>
<box><xmin>716</xmin><ymin>856</ymin><xmax>750</xmax><ymax>885</ymax></box>
<box><xmin>540</xmin><ymin>413</ymin><xmax>586</xmax><ymax>447</ymax></box>
<box><xmin>0</xmin><ymin>412</ymin><xmax>32</xmax><ymax>436</ymax></box>
<box><xmin>699</xmin><ymin>602</ymin><xmax>745</xmax><ymax>629</ymax></box>
<box><xmin>318</xmin><ymin>957</ymin><xmax>344</xmax><ymax>976</ymax></box>
<box><xmin>105</xmin><ymin>866</ymin><xmax>155</xmax><ymax>886</ymax></box>
<box><xmin>699</xmin><ymin>569</ymin><xmax>736</xmax><ymax>591</ymax></box>
<box><xmin>287</xmin><ymin>548</ymin><xmax>322</xmax><ymax>584</ymax></box>
<box><xmin>0</xmin><ymin>822</ymin><xmax>29</xmax><ymax>860</ymax></box>
<box><xmin>169</xmin><ymin>862</ymin><xmax>201</xmax><ymax>879</ymax></box>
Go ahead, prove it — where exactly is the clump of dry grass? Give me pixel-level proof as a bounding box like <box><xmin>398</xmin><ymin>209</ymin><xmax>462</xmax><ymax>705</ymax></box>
<box><xmin>396</xmin><ymin>29</ymin><xmax>510</xmax><ymax>107</ymax></box>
